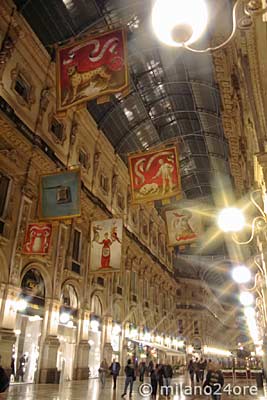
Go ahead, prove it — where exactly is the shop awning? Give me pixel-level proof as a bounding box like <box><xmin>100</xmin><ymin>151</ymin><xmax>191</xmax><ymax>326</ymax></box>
<box><xmin>128</xmin><ymin>339</ymin><xmax>185</xmax><ymax>355</ymax></box>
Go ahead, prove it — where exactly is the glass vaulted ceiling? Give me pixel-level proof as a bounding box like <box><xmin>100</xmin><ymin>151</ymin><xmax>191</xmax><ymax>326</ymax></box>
<box><xmin>15</xmin><ymin>0</ymin><xmax>232</xmax><ymax>200</ymax></box>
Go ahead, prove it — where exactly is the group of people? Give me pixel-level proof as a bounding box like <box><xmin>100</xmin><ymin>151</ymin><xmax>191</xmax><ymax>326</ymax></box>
<box><xmin>98</xmin><ymin>358</ymin><xmax>173</xmax><ymax>399</ymax></box>
<box><xmin>188</xmin><ymin>357</ymin><xmax>208</xmax><ymax>384</ymax></box>
<box><xmin>188</xmin><ymin>358</ymin><xmax>224</xmax><ymax>400</ymax></box>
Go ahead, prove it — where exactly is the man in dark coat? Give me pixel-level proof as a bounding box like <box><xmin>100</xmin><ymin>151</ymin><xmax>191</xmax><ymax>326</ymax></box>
<box><xmin>109</xmin><ymin>358</ymin><xmax>121</xmax><ymax>389</ymax></box>
<box><xmin>203</xmin><ymin>363</ymin><xmax>224</xmax><ymax>400</ymax></box>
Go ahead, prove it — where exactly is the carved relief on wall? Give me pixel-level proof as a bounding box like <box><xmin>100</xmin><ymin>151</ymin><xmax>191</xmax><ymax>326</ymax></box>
<box><xmin>117</xmin><ymin>190</ymin><xmax>125</xmax><ymax>211</ymax></box>
<box><xmin>70</xmin><ymin>120</ymin><xmax>78</xmax><ymax>146</ymax></box>
<box><xmin>37</xmin><ymin>87</ymin><xmax>50</xmax><ymax>125</ymax></box>
<box><xmin>0</xmin><ymin>35</ymin><xmax>16</xmax><ymax>71</ymax></box>
<box><xmin>10</xmin><ymin>197</ymin><xmax>32</xmax><ymax>286</ymax></box>
<box><xmin>10</xmin><ymin>64</ymin><xmax>36</xmax><ymax>109</ymax></box>
<box><xmin>54</xmin><ymin>224</ymin><xmax>67</xmax><ymax>298</ymax></box>
<box><xmin>93</xmin><ymin>143</ymin><xmax>102</xmax><ymax>177</ymax></box>
<box><xmin>98</xmin><ymin>168</ymin><xmax>110</xmax><ymax>196</ymax></box>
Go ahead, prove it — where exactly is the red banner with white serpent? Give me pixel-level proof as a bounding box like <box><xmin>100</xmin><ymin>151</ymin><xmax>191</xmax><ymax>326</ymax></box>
<box><xmin>128</xmin><ymin>146</ymin><xmax>181</xmax><ymax>204</ymax></box>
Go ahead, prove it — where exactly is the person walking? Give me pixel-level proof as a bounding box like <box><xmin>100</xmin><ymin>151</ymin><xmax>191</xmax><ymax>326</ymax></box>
<box><xmin>150</xmin><ymin>364</ymin><xmax>159</xmax><ymax>400</ymax></box>
<box><xmin>139</xmin><ymin>361</ymin><xmax>146</xmax><ymax>382</ymax></box>
<box><xmin>203</xmin><ymin>363</ymin><xmax>224</xmax><ymax>400</ymax></box>
<box><xmin>199</xmin><ymin>358</ymin><xmax>206</xmax><ymax>381</ymax></box>
<box><xmin>188</xmin><ymin>359</ymin><xmax>195</xmax><ymax>385</ymax></box>
<box><xmin>162</xmin><ymin>363</ymin><xmax>173</xmax><ymax>397</ymax></box>
<box><xmin>109</xmin><ymin>358</ymin><xmax>121</xmax><ymax>390</ymax></box>
<box><xmin>121</xmin><ymin>359</ymin><xmax>135</xmax><ymax>398</ymax></box>
<box><xmin>194</xmin><ymin>358</ymin><xmax>200</xmax><ymax>384</ymax></box>
<box><xmin>0</xmin><ymin>356</ymin><xmax>9</xmax><ymax>397</ymax></box>
<box><xmin>99</xmin><ymin>358</ymin><xmax>108</xmax><ymax>388</ymax></box>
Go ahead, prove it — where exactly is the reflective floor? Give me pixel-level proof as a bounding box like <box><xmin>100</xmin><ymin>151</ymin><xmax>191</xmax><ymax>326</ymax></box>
<box><xmin>2</xmin><ymin>376</ymin><xmax>267</xmax><ymax>399</ymax></box>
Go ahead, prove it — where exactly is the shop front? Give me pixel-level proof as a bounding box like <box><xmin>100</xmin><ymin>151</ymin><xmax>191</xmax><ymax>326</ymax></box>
<box><xmin>88</xmin><ymin>294</ymin><xmax>103</xmax><ymax>377</ymax></box>
<box><xmin>13</xmin><ymin>268</ymin><xmax>45</xmax><ymax>384</ymax></box>
<box><xmin>111</xmin><ymin>322</ymin><xmax>122</xmax><ymax>361</ymax></box>
<box><xmin>88</xmin><ymin>317</ymin><xmax>102</xmax><ymax>378</ymax></box>
<box><xmin>57</xmin><ymin>284</ymin><xmax>79</xmax><ymax>382</ymax></box>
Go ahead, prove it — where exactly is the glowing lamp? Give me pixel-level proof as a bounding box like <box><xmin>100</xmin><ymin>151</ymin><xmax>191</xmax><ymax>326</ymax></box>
<box><xmin>217</xmin><ymin>207</ymin><xmax>245</xmax><ymax>233</ymax></box>
<box><xmin>59</xmin><ymin>312</ymin><xmax>70</xmax><ymax>324</ymax></box>
<box><xmin>16</xmin><ymin>299</ymin><xmax>27</xmax><ymax>311</ymax></box>
<box><xmin>240</xmin><ymin>292</ymin><xmax>254</xmax><ymax>306</ymax></box>
<box><xmin>232</xmin><ymin>265</ymin><xmax>251</xmax><ymax>284</ymax></box>
<box><xmin>152</xmin><ymin>0</ymin><xmax>208</xmax><ymax>47</ymax></box>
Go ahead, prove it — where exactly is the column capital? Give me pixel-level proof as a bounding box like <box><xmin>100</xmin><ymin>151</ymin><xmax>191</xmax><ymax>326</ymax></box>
<box><xmin>257</xmin><ymin>153</ymin><xmax>267</xmax><ymax>167</ymax></box>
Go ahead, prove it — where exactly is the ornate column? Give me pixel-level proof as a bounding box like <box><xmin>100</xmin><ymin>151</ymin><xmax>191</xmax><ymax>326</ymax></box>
<box><xmin>0</xmin><ymin>285</ymin><xmax>19</xmax><ymax>372</ymax></box>
<box><xmin>101</xmin><ymin>315</ymin><xmax>113</xmax><ymax>364</ymax></box>
<box><xmin>39</xmin><ymin>299</ymin><xmax>60</xmax><ymax>383</ymax></box>
<box><xmin>75</xmin><ymin>309</ymin><xmax>90</xmax><ymax>380</ymax></box>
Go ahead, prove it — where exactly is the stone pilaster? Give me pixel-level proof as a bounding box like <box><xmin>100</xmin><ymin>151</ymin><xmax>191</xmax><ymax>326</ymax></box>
<box><xmin>39</xmin><ymin>336</ymin><xmax>59</xmax><ymax>383</ymax></box>
<box><xmin>0</xmin><ymin>328</ymin><xmax>16</xmax><ymax>374</ymax></box>
<box><xmin>75</xmin><ymin>340</ymin><xmax>90</xmax><ymax>380</ymax></box>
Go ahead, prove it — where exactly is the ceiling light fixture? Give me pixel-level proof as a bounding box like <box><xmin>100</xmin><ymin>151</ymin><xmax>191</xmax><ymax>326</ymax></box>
<box><xmin>232</xmin><ymin>265</ymin><xmax>252</xmax><ymax>284</ymax></box>
<box><xmin>217</xmin><ymin>207</ymin><xmax>246</xmax><ymax>233</ymax></box>
<box><xmin>152</xmin><ymin>0</ymin><xmax>267</xmax><ymax>52</ymax></box>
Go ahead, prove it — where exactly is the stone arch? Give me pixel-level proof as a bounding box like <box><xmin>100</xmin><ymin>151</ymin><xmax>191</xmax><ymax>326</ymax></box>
<box><xmin>90</xmin><ymin>291</ymin><xmax>104</xmax><ymax>317</ymax></box>
<box><xmin>21</xmin><ymin>261</ymin><xmax>52</xmax><ymax>298</ymax></box>
<box><xmin>61</xmin><ymin>279</ymin><xmax>82</xmax><ymax>309</ymax></box>
<box><xmin>0</xmin><ymin>249</ymin><xmax>8</xmax><ymax>283</ymax></box>
<box><xmin>128</xmin><ymin>306</ymin><xmax>138</xmax><ymax>325</ymax></box>
<box><xmin>113</xmin><ymin>299</ymin><xmax>123</xmax><ymax>323</ymax></box>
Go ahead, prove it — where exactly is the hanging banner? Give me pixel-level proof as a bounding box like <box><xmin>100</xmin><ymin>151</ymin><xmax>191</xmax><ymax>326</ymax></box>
<box><xmin>90</xmin><ymin>219</ymin><xmax>123</xmax><ymax>273</ymax></box>
<box><xmin>165</xmin><ymin>207</ymin><xmax>202</xmax><ymax>246</ymax></box>
<box><xmin>22</xmin><ymin>223</ymin><xmax>52</xmax><ymax>255</ymax></box>
<box><xmin>39</xmin><ymin>169</ymin><xmax>81</xmax><ymax>220</ymax></box>
<box><xmin>128</xmin><ymin>146</ymin><xmax>181</xmax><ymax>203</ymax></box>
<box><xmin>56</xmin><ymin>29</ymin><xmax>128</xmax><ymax>110</ymax></box>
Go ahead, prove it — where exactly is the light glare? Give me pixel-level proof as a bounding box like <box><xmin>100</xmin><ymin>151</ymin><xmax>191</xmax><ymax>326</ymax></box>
<box><xmin>59</xmin><ymin>312</ymin><xmax>70</xmax><ymax>324</ymax></box>
<box><xmin>152</xmin><ymin>0</ymin><xmax>208</xmax><ymax>47</ymax></box>
<box><xmin>240</xmin><ymin>292</ymin><xmax>254</xmax><ymax>306</ymax></box>
<box><xmin>217</xmin><ymin>207</ymin><xmax>245</xmax><ymax>232</ymax></box>
<box><xmin>232</xmin><ymin>265</ymin><xmax>251</xmax><ymax>284</ymax></box>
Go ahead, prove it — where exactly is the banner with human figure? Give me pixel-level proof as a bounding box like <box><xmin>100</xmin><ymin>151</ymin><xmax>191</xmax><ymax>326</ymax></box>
<box><xmin>165</xmin><ymin>207</ymin><xmax>202</xmax><ymax>246</ymax></box>
<box><xmin>56</xmin><ymin>29</ymin><xmax>128</xmax><ymax>110</ymax></box>
<box><xmin>128</xmin><ymin>146</ymin><xmax>181</xmax><ymax>203</ymax></box>
<box><xmin>90</xmin><ymin>219</ymin><xmax>123</xmax><ymax>272</ymax></box>
<box><xmin>22</xmin><ymin>223</ymin><xmax>52</xmax><ymax>254</ymax></box>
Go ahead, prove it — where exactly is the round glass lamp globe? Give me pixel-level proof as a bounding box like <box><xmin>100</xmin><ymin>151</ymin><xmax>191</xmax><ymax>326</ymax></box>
<box><xmin>59</xmin><ymin>312</ymin><xmax>70</xmax><ymax>324</ymax></box>
<box><xmin>240</xmin><ymin>292</ymin><xmax>254</xmax><ymax>307</ymax></box>
<box><xmin>152</xmin><ymin>0</ymin><xmax>208</xmax><ymax>47</ymax></box>
<box><xmin>217</xmin><ymin>207</ymin><xmax>245</xmax><ymax>233</ymax></box>
<box><xmin>232</xmin><ymin>266</ymin><xmax>251</xmax><ymax>284</ymax></box>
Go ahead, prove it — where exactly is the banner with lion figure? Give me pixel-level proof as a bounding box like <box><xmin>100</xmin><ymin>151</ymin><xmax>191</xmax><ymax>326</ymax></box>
<box><xmin>56</xmin><ymin>29</ymin><xmax>128</xmax><ymax>110</ymax></box>
<box><xmin>90</xmin><ymin>219</ymin><xmax>123</xmax><ymax>273</ymax></box>
<box><xmin>128</xmin><ymin>146</ymin><xmax>181</xmax><ymax>203</ymax></box>
<box><xmin>165</xmin><ymin>207</ymin><xmax>203</xmax><ymax>246</ymax></box>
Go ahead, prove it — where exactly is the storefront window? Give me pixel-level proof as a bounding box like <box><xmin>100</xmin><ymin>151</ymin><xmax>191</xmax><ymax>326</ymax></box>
<box><xmin>57</xmin><ymin>284</ymin><xmax>79</xmax><ymax>381</ymax></box>
<box><xmin>13</xmin><ymin>268</ymin><xmax>45</xmax><ymax>384</ymax></box>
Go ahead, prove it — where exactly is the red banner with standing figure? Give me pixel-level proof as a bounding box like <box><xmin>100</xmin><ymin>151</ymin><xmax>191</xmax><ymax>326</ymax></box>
<box><xmin>128</xmin><ymin>146</ymin><xmax>181</xmax><ymax>203</ymax></box>
<box><xmin>56</xmin><ymin>29</ymin><xmax>128</xmax><ymax>110</ymax></box>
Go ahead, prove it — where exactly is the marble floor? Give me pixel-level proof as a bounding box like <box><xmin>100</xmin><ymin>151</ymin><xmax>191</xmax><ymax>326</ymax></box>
<box><xmin>1</xmin><ymin>377</ymin><xmax>267</xmax><ymax>400</ymax></box>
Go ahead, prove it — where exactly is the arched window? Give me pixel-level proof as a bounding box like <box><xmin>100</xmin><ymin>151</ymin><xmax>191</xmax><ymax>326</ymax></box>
<box><xmin>91</xmin><ymin>295</ymin><xmax>102</xmax><ymax>317</ymax></box>
<box><xmin>113</xmin><ymin>302</ymin><xmax>122</xmax><ymax>323</ymax></box>
<box><xmin>21</xmin><ymin>268</ymin><xmax>45</xmax><ymax>298</ymax></box>
<box><xmin>19</xmin><ymin>268</ymin><xmax>46</xmax><ymax>315</ymax></box>
<box><xmin>61</xmin><ymin>284</ymin><xmax>78</xmax><ymax>309</ymax></box>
